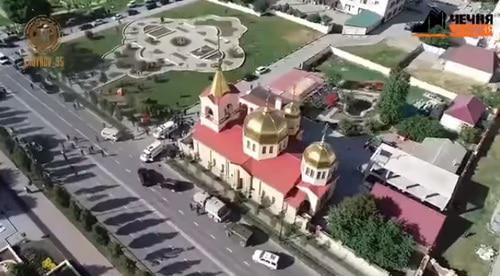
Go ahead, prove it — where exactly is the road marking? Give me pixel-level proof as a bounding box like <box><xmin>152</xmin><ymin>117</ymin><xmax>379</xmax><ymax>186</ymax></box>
<box><xmin>243</xmin><ymin>261</ymin><xmax>250</xmax><ymax>266</ymax></box>
<box><xmin>114</xmin><ymin>160</ymin><xmax>120</xmax><ymax>165</ymax></box>
<box><xmin>210</xmin><ymin>234</ymin><xmax>216</xmax><ymax>240</ymax></box>
<box><xmin>184</xmin><ymin>258</ymin><xmax>188</xmax><ymax>262</ymax></box>
<box><xmin>225</xmin><ymin>248</ymin><xmax>232</xmax><ymax>253</ymax></box>
<box><xmin>162</xmin><ymin>197</ymin><xmax>168</xmax><ymax>202</ymax></box>
<box><xmin>193</xmin><ymin>221</ymin><xmax>199</xmax><ymax>226</ymax></box>
<box><xmin>6</xmin><ymin>74</ymin><xmax>237</xmax><ymax>276</ymax></box>
<box><xmin>125</xmin><ymin>169</ymin><xmax>131</xmax><ymax>173</ymax></box>
<box><xmin>124</xmin><ymin>206</ymin><xmax>129</xmax><ymax>209</ymax></box>
<box><xmin>178</xmin><ymin>209</ymin><xmax>184</xmax><ymax>215</ymax></box>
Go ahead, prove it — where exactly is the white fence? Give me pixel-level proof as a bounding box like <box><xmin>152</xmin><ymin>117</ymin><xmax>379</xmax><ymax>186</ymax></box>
<box><xmin>205</xmin><ymin>0</ymin><xmax>262</xmax><ymax>17</ymax></box>
<box><xmin>330</xmin><ymin>46</ymin><xmax>392</xmax><ymax>76</ymax></box>
<box><xmin>273</xmin><ymin>10</ymin><xmax>331</xmax><ymax>34</ymax></box>
<box><xmin>422</xmin><ymin>43</ymin><xmax>446</xmax><ymax>55</ymax></box>
<box><xmin>409</xmin><ymin>77</ymin><xmax>457</xmax><ymax>100</ymax></box>
<box><xmin>316</xmin><ymin>231</ymin><xmax>390</xmax><ymax>276</ymax></box>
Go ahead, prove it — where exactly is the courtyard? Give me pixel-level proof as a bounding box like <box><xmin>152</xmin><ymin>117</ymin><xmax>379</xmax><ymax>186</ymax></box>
<box><xmin>55</xmin><ymin>0</ymin><xmax>321</xmax><ymax>111</ymax></box>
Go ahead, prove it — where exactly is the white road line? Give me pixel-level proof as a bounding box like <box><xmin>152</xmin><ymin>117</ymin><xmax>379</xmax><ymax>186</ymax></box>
<box><xmin>210</xmin><ymin>234</ymin><xmax>216</xmax><ymax>240</ymax></box>
<box><xmin>178</xmin><ymin>209</ymin><xmax>184</xmax><ymax>215</ymax></box>
<box><xmin>114</xmin><ymin>160</ymin><xmax>120</xmax><ymax>165</ymax></box>
<box><xmin>162</xmin><ymin>197</ymin><xmax>168</xmax><ymax>202</ymax></box>
<box><xmin>124</xmin><ymin>206</ymin><xmax>129</xmax><ymax>209</ymax></box>
<box><xmin>125</xmin><ymin>169</ymin><xmax>131</xmax><ymax>173</ymax></box>
<box><xmin>193</xmin><ymin>221</ymin><xmax>199</xmax><ymax>226</ymax></box>
<box><xmin>6</xmin><ymin>75</ymin><xmax>237</xmax><ymax>276</ymax></box>
<box><xmin>243</xmin><ymin>261</ymin><xmax>250</xmax><ymax>266</ymax></box>
<box><xmin>225</xmin><ymin>248</ymin><xmax>232</xmax><ymax>253</ymax></box>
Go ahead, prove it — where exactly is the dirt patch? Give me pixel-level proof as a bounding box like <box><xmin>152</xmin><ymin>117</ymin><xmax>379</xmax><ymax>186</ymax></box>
<box><xmin>408</xmin><ymin>68</ymin><xmax>481</xmax><ymax>95</ymax></box>
<box><xmin>283</xmin><ymin>29</ymin><xmax>319</xmax><ymax>45</ymax></box>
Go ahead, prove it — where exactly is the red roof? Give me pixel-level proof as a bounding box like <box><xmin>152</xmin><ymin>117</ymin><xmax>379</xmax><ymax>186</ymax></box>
<box><xmin>445</xmin><ymin>95</ymin><xmax>486</xmax><ymax>125</ymax></box>
<box><xmin>268</xmin><ymin>69</ymin><xmax>324</xmax><ymax>97</ymax></box>
<box><xmin>192</xmin><ymin>123</ymin><xmax>302</xmax><ymax>195</ymax></box>
<box><xmin>441</xmin><ymin>45</ymin><xmax>498</xmax><ymax>73</ymax></box>
<box><xmin>371</xmin><ymin>183</ymin><xmax>447</xmax><ymax>248</ymax></box>
<box><xmin>285</xmin><ymin>187</ymin><xmax>308</xmax><ymax>208</ymax></box>
<box><xmin>297</xmin><ymin>181</ymin><xmax>330</xmax><ymax>198</ymax></box>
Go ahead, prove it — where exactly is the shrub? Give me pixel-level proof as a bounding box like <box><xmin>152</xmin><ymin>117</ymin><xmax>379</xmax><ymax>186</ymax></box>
<box><xmin>396</xmin><ymin>116</ymin><xmax>450</xmax><ymax>142</ymax></box>
<box><xmin>339</xmin><ymin>119</ymin><xmax>361</xmax><ymax>136</ymax></box>
<box><xmin>115</xmin><ymin>60</ymin><xmax>131</xmax><ymax>69</ymax></box>
<box><xmin>99</xmin><ymin>72</ymin><xmax>108</xmax><ymax>83</ymax></box>
<box><xmin>365</xmin><ymin>118</ymin><xmax>388</xmax><ymax>134</ymax></box>
<box><xmin>114</xmin><ymin>107</ymin><xmax>123</xmax><ymax>121</ymax></box>
<box><xmin>124</xmin><ymin>258</ymin><xmax>136</xmax><ymax>274</ymax></box>
<box><xmin>253</xmin><ymin>0</ymin><xmax>269</xmax><ymax>13</ymax></box>
<box><xmin>420</xmin><ymin>25</ymin><xmax>452</xmax><ymax>48</ymax></box>
<box><xmin>228</xmin><ymin>47</ymin><xmax>244</xmax><ymax>58</ymax></box>
<box><xmin>89</xmin><ymin>91</ymin><xmax>98</xmax><ymax>105</ymax></box>
<box><xmin>13</xmin><ymin>146</ymin><xmax>31</xmax><ymax>173</ymax></box>
<box><xmin>84</xmin><ymin>30</ymin><xmax>93</xmax><ymax>39</ymax></box>
<box><xmin>42</xmin><ymin>257</ymin><xmax>57</xmax><ymax>272</ymax></box>
<box><xmin>99</xmin><ymin>98</ymin><xmax>109</xmax><ymax>110</ymax></box>
<box><xmin>109</xmin><ymin>242</ymin><xmax>123</xmax><ymax>258</ymax></box>
<box><xmin>460</xmin><ymin>126</ymin><xmax>482</xmax><ymax>144</ymax></box>
<box><xmin>471</xmin><ymin>85</ymin><xmax>500</xmax><ymax>107</ymax></box>
<box><xmin>106</xmin><ymin>102</ymin><xmax>116</xmax><ymax>116</ymax></box>
<box><xmin>55</xmin><ymin>186</ymin><xmax>71</xmax><ymax>208</ymax></box>
<box><xmin>81</xmin><ymin>209</ymin><xmax>97</xmax><ymax>231</ymax></box>
<box><xmin>307</xmin><ymin>13</ymin><xmax>321</xmax><ymax>23</ymax></box>
<box><xmin>93</xmin><ymin>224</ymin><xmax>110</xmax><ymax>246</ymax></box>
<box><xmin>70</xmin><ymin>200</ymin><xmax>82</xmax><ymax>221</ymax></box>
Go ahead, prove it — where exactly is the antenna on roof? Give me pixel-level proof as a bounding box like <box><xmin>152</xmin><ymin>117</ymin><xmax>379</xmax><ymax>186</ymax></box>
<box><xmin>216</xmin><ymin>32</ymin><xmax>223</xmax><ymax>69</ymax></box>
<box><xmin>320</xmin><ymin>124</ymin><xmax>328</xmax><ymax>144</ymax></box>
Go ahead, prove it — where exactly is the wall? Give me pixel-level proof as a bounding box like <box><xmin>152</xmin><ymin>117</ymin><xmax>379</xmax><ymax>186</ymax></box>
<box><xmin>205</xmin><ymin>0</ymin><xmax>262</xmax><ymax>17</ymax></box>
<box><xmin>301</xmin><ymin>47</ymin><xmax>332</xmax><ymax>71</ymax></box>
<box><xmin>315</xmin><ymin>230</ymin><xmax>390</xmax><ymax>276</ymax></box>
<box><xmin>444</xmin><ymin>61</ymin><xmax>493</xmax><ymax>84</ymax></box>
<box><xmin>273</xmin><ymin>11</ymin><xmax>332</xmax><ymax>34</ymax></box>
<box><xmin>342</xmin><ymin>25</ymin><xmax>368</xmax><ymax>35</ymax></box>
<box><xmin>422</xmin><ymin>43</ymin><xmax>446</xmax><ymax>55</ymax></box>
<box><xmin>409</xmin><ymin>77</ymin><xmax>458</xmax><ymax>100</ymax></box>
<box><xmin>330</xmin><ymin>46</ymin><xmax>392</xmax><ymax>75</ymax></box>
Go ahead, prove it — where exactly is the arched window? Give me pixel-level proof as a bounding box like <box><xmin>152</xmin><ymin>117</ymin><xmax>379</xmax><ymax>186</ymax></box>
<box><xmin>262</xmin><ymin>146</ymin><xmax>267</xmax><ymax>154</ymax></box>
<box><xmin>252</xmin><ymin>143</ymin><xmax>256</xmax><ymax>152</ymax></box>
<box><xmin>205</xmin><ymin>106</ymin><xmax>214</xmax><ymax>118</ymax></box>
<box><xmin>269</xmin><ymin>146</ymin><xmax>273</xmax><ymax>154</ymax></box>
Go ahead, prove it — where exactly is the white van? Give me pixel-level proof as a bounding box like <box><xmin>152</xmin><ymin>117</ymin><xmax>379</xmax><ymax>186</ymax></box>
<box><xmin>152</xmin><ymin>120</ymin><xmax>177</xmax><ymax>139</ymax></box>
<box><xmin>140</xmin><ymin>140</ymin><xmax>165</xmax><ymax>162</ymax></box>
<box><xmin>100</xmin><ymin>127</ymin><xmax>121</xmax><ymax>142</ymax></box>
<box><xmin>252</xmin><ymin>250</ymin><xmax>280</xmax><ymax>270</ymax></box>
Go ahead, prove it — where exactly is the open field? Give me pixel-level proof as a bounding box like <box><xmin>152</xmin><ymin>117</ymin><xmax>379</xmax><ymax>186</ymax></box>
<box><xmin>339</xmin><ymin>40</ymin><xmax>410</xmax><ymax>68</ymax></box>
<box><xmin>407</xmin><ymin>67</ymin><xmax>482</xmax><ymax>95</ymax></box>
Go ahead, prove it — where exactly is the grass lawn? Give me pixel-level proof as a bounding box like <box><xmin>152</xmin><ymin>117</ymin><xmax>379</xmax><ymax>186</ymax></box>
<box><xmin>340</xmin><ymin>41</ymin><xmax>410</xmax><ymax>68</ymax></box>
<box><xmin>58</xmin><ymin>0</ymin><xmax>320</xmax><ymax>108</ymax></box>
<box><xmin>441</xmin><ymin>133</ymin><xmax>500</xmax><ymax>276</ymax></box>
<box><xmin>317</xmin><ymin>56</ymin><xmax>426</xmax><ymax>104</ymax></box>
<box><xmin>0</xmin><ymin>14</ymin><xmax>11</xmax><ymax>26</ymax></box>
<box><xmin>407</xmin><ymin>67</ymin><xmax>482</xmax><ymax>95</ymax></box>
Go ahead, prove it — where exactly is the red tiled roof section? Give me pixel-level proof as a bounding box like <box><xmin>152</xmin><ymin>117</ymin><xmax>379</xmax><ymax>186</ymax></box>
<box><xmin>268</xmin><ymin>69</ymin><xmax>325</xmax><ymax>98</ymax></box>
<box><xmin>239</xmin><ymin>86</ymin><xmax>290</xmax><ymax>107</ymax></box>
<box><xmin>445</xmin><ymin>95</ymin><xmax>486</xmax><ymax>125</ymax></box>
<box><xmin>192</xmin><ymin>123</ymin><xmax>302</xmax><ymax>195</ymax></box>
<box><xmin>371</xmin><ymin>183</ymin><xmax>447</xmax><ymax>248</ymax></box>
<box><xmin>285</xmin><ymin>187</ymin><xmax>308</xmax><ymax>208</ymax></box>
<box><xmin>297</xmin><ymin>181</ymin><xmax>330</xmax><ymax>198</ymax></box>
<box><xmin>441</xmin><ymin>45</ymin><xmax>498</xmax><ymax>73</ymax></box>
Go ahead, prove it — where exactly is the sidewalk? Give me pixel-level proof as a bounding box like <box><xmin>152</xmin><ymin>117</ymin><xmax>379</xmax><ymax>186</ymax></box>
<box><xmin>167</xmin><ymin>159</ymin><xmax>363</xmax><ymax>276</ymax></box>
<box><xmin>0</xmin><ymin>151</ymin><xmax>120</xmax><ymax>276</ymax></box>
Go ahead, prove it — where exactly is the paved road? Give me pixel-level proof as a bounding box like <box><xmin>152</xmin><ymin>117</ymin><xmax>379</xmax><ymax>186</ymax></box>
<box><xmin>0</xmin><ymin>66</ymin><xmax>320</xmax><ymax>276</ymax></box>
<box><xmin>0</xmin><ymin>151</ymin><xmax>120</xmax><ymax>276</ymax></box>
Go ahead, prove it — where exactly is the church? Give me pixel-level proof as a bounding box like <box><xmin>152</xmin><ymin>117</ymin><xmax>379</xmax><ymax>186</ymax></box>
<box><xmin>179</xmin><ymin>67</ymin><xmax>339</xmax><ymax>223</ymax></box>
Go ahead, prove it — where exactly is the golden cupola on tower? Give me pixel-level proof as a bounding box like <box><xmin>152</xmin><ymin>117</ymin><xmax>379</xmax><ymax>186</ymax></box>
<box><xmin>210</xmin><ymin>68</ymin><xmax>231</xmax><ymax>98</ymax></box>
<box><xmin>244</xmin><ymin>107</ymin><xmax>288</xmax><ymax>144</ymax></box>
<box><xmin>283</xmin><ymin>101</ymin><xmax>301</xmax><ymax>118</ymax></box>
<box><xmin>303</xmin><ymin>141</ymin><xmax>337</xmax><ymax>169</ymax></box>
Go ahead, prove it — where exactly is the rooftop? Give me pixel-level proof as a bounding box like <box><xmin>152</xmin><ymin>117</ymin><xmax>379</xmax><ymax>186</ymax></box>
<box><xmin>444</xmin><ymin>95</ymin><xmax>487</xmax><ymax>125</ymax></box>
<box><xmin>441</xmin><ymin>45</ymin><xmax>498</xmax><ymax>73</ymax></box>
<box><xmin>268</xmin><ymin>69</ymin><xmax>325</xmax><ymax>100</ymax></box>
<box><xmin>344</xmin><ymin>10</ymin><xmax>383</xmax><ymax>28</ymax></box>
<box><xmin>239</xmin><ymin>85</ymin><xmax>290</xmax><ymax>108</ymax></box>
<box><xmin>371</xmin><ymin>183</ymin><xmax>447</xmax><ymax>248</ymax></box>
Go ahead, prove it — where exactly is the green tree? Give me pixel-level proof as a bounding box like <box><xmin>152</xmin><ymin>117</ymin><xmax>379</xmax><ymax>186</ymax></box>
<box><xmin>471</xmin><ymin>85</ymin><xmax>500</xmax><ymax>107</ymax></box>
<box><xmin>307</xmin><ymin>13</ymin><xmax>321</xmax><ymax>23</ymax></box>
<box><xmin>99</xmin><ymin>72</ymin><xmax>108</xmax><ymax>83</ymax></box>
<box><xmin>13</xmin><ymin>146</ymin><xmax>31</xmax><ymax>172</ymax></box>
<box><xmin>109</xmin><ymin>242</ymin><xmax>123</xmax><ymax>258</ymax></box>
<box><xmin>99</xmin><ymin>98</ymin><xmax>109</xmax><ymax>111</ymax></box>
<box><xmin>420</xmin><ymin>25</ymin><xmax>452</xmax><ymax>48</ymax></box>
<box><xmin>70</xmin><ymin>200</ymin><xmax>82</xmax><ymax>221</ymax></box>
<box><xmin>54</xmin><ymin>186</ymin><xmax>71</xmax><ymax>207</ymax></box>
<box><xmin>378</xmin><ymin>70</ymin><xmax>410</xmax><ymax>125</ymax></box>
<box><xmin>106</xmin><ymin>102</ymin><xmax>116</xmax><ymax>115</ymax></box>
<box><xmin>3</xmin><ymin>0</ymin><xmax>52</xmax><ymax>24</ymax></box>
<box><xmin>124</xmin><ymin>258</ymin><xmax>136</xmax><ymax>274</ymax></box>
<box><xmin>326</xmin><ymin>67</ymin><xmax>342</xmax><ymax>87</ymax></box>
<box><xmin>114</xmin><ymin>107</ymin><xmax>123</xmax><ymax>121</ymax></box>
<box><xmin>81</xmin><ymin>209</ymin><xmax>97</xmax><ymax>231</ymax></box>
<box><xmin>460</xmin><ymin>126</ymin><xmax>482</xmax><ymax>144</ymax></box>
<box><xmin>7</xmin><ymin>262</ymin><xmax>40</xmax><ymax>276</ymax></box>
<box><xmin>89</xmin><ymin>91</ymin><xmax>98</xmax><ymax>105</ymax></box>
<box><xmin>253</xmin><ymin>0</ymin><xmax>269</xmax><ymax>13</ymax></box>
<box><xmin>93</xmin><ymin>224</ymin><xmax>110</xmax><ymax>245</ymax></box>
<box><xmin>339</xmin><ymin>118</ymin><xmax>361</xmax><ymax>136</ymax></box>
<box><xmin>396</xmin><ymin>115</ymin><xmax>450</xmax><ymax>142</ymax></box>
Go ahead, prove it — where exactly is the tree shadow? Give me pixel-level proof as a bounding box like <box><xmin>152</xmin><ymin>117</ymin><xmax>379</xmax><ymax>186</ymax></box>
<box><xmin>116</xmin><ymin>218</ymin><xmax>166</xmax><ymax>236</ymax></box>
<box><xmin>61</xmin><ymin>44</ymin><xmax>104</xmax><ymax>76</ymax></box>
<box><xmin>90</xmin><ymin>197</ymin><xmax>139</xmax><ymax>212</ymax></box>
<box><xmin>49</xmin><ymin>163</ymin><xmax>96</xmax><ymax>178</ymax></box>
<box><xmin>13</xmin><ymin>126</ymin><xmax>44</xmax><ymax>136</ymax></box>
<box><xmin>73</xmin><ymin>264</ymin><xmax>115</xmax><ymax>276</ymax></box>
<box><xmin>75</xmin><ymin>184</ymin><xmax>119</xmax><ymax>195</ymax></box>
<box><xmin>145</xmin><ymin>247</ymin><xmax>184</xmax><ymax>262</ymax></box>
<box><xmin>63</xmin><ymin>171</ymin><xmax>96</xmax><ymax>183</ymax></box>
<box><xmin>103</xmin><ymin>210</ymin><xmax>153</xmax><ymax>226</ymax></box>
<box><xmin>158</xmin><ymin>260</ymin><xmax>201</xmax><ymax>275</ymax></box>
<box><xmin>45</xmin><ymin>156</ymin><xmax>86</xmax><ymax>168</ymax></box>
<box><xmin>0</xmin><ymin>116</ymin><xmax>27</xmax><ymax>126</ymax></box>
<box><xmin>185</xmin><ymin>272</ymin><xmax>223</xmax><ymax>276</ymax></box>
<box><xmin>375</xmin><ymin>196</ymin><xmax>402</xmax><ymax>218</ymax></box>
<box><xmin>432</xmin><ymin>214</ymin><xmax>473</xmax><ymax>255</ymax></box>
<box><xmin>248</xmin><ymin>225</ymin><xmax>269</xmax><ymax>246</ymax></box>
<box><xmin>0</xmin><ymin>110</ymin><xmax>30</xmax><ymax>119</ymax></box>
<box><xmin>0</xmin><ymin>106</ymin><xmax>10</xmax><ymax>113</ymax></box>
<box><xmin>86</xmin><ymin>194</ymin><xmax>108</xmax><ymax>202</ymax></box>
<box><xmin>129</xmin><ymin>232</ymin><xmax>178</xmax><ymax>249</ymax></box>
<box><xmin>451</xmin><ymin>180</ymin><xmax>489</xmax><ymax>215</ymax></box>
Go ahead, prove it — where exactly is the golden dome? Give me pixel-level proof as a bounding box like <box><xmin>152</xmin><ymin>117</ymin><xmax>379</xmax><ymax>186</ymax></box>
<box><xmin>303</xmin><ymin>141</ymin><xmax>336</xmax><ymax>169</ymax></box>
<box><xmin>284</xmin><ymin>101</ymin><xmax>301</xmax><ymax>118</ymax></box>
<box><xmin>244</xmin><ymin>107</ymin><xmax>288</xmax><ymax>144</ymax></box>
<box><xmin>210</xmin><ymin>68</ymin><xmax>230</xmax><ymax>98</ymax></box>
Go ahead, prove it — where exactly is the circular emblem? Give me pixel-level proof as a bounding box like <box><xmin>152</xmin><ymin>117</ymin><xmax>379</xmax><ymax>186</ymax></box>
<box><xmin>25</xmin><ymin>16</ymin><xmax>61</xmax><ymax>54</ymax></box>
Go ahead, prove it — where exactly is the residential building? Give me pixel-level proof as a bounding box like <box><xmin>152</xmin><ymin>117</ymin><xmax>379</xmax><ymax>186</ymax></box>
<box><xmin>342</xmin><ymin>10</ymin><xmax>383</xmax><ymax>35</ymax></box>
<box><xmin>365</xmin><ymin>137</ymin><xmax>467</xmax><ymax>211</ymax></box>
<box><xmin>441</xmin><ymin>45</ymin><xmax>498</xmax><ymax>83</ymax></box>
<box><xmin>439</xmin><ymin>95</ymin><xmax>487</xmax><ymax>132</ymax></box>
<box><xmin>179</xmin><ymin>67</ymin><xmax>339</xmax><ymax>224</ymax></box>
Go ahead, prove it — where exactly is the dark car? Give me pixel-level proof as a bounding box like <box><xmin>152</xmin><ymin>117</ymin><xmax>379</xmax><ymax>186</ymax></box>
<box><xmin>79</xmin><ymin>23</ymin><xmax>94</xmax><ymax>31</ymax></box>
<box><xmin>159</xmin><ymin>0</ymin><xmax>170</xmax><ymax>4</ymax></box>
<box><xmin>0</xmin><ymin>86</ymin><xmax>7</xmax><ymax>99</ymax></box>
<box><xmin>160</xmin><ymin>178</ymin><xmax>180</xmax><ymax>191</ymax></box>
<box><xmin>138</xmin><ymin>168</ymin><xmax>154</xmax><ymax>187</ymax></box>
<box><xmin>128</xmin><ymin>9</ymin><xmax>140</xmax><ymax>16</ymax></box>
<box><xmin>146</xmin><ymin>2</ymin><xmax>158</xmax><ymax>10</ymax></box>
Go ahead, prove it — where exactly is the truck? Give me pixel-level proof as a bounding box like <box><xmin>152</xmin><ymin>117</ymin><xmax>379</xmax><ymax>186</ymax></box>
<box><xmin>152</xmin><ymin>120</ymin><xmax>177</xmax><ymax>139</ymax></box>
<box><xmin>192</xmin><ymin>191</ymin><xmax>230</xmax><ymax>223</ymax></box>
<box><xmin>140</xmin><ymin>140</ymin><xmax>165</xmax><ymax>162</ymax></box>
<box><xmin>225</xmin><ymin>222</ymin><xmax>254</xmax><ymax>247</ymax></box>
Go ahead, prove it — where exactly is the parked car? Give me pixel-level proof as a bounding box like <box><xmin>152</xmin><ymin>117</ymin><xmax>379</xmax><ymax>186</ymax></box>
<box><xmin>127</xmin><ymin>0</ymin><xmax>138</xmax><ymax>7</ymax></box>
<box><xmin>160</xmin><ymin>0</ymin><xmax>170</xmax><ymax>4</ymax></box>
<box><xmin>0</xmin><ymin>53</ymin><xmax>10</xmax><ymax>65</ymax></box>
<box><xmin>93</xmin><ymin>19</ymin><xmax>106</xmax><ymax>26</ymax></box>
<box><xmin>0</xmin><ymin>86</ymin><xmax>7</xmax><ymax>99</ymax></box>
<box><xmin>112</xmin><ymin>14</ymin><xmax>125</xmax><ymax>21</ymax></box>
<box><xmin>79</xmin><ymin>23</ymin><xmax>93</xmax><ymax>31</ymax></box>
<box><xmin>252</xmin><ymin>250</ymin><xmax>280</xmax><ymax>270</ymax></box>
<box><xmin>128</xmin><ymin>9</ymin><xmax>140</xmax><ymax>16</ymax></box>
<box><xmin>146</xmin><ymin>2</ymin><xmax>158</xmax><ymax>9</ymax></box>
<box><xmin>255</xmin><ymin>66</ymin><xmax>270</xmax><ymax>75</ymax></box>
<box><xmin>138</xmin><ymin>168</ymin><xmax>154</xmax><ymax>187</ymax></box>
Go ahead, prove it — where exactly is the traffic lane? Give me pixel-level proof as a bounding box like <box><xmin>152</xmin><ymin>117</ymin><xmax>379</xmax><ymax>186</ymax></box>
<box><xmin>0</xmin><ymin>96</ymin><xmax>222</xmax><ymax>275</ymax></box>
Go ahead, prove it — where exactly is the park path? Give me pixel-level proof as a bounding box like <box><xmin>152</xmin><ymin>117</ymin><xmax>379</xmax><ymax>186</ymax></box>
<box><xmin>0</xmin><ymin>151</ymin><xmax>120</xmax><ymax>276</ymax></box>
